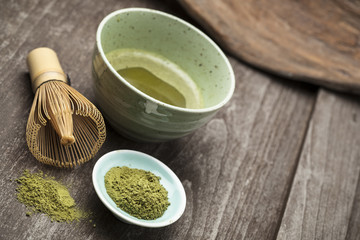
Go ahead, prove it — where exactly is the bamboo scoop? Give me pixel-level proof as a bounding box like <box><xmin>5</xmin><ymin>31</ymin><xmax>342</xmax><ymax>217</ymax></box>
<box><xmin>26</xmin><ymin>47</ymin><xmax>106</xmax><ymax>168</ymax></box>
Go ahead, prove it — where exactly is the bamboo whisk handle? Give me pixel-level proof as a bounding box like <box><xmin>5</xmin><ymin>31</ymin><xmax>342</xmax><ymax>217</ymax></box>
<box><xmin>27</xmin><ymin>47</ymin><xmax>68</xmax><ymax>93</ymax></box>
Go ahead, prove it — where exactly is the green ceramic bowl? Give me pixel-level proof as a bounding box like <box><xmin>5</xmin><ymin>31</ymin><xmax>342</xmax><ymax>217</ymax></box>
<box><xmin>92</xmin><ymin>8</ymin><xmax>235</xmax><ymax>142</ymax></box>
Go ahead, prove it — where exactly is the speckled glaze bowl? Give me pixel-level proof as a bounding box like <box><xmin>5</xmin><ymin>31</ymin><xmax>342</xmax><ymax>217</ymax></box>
<box><xmin>92</xmin><ymin>8</ymin><xmax>235</xmax><ymax>142</ymax></box>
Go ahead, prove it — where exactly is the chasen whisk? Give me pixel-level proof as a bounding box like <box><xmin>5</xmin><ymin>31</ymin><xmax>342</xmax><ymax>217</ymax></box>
<box><xmin>26</xmin><ymin>47</ymin><xmax>106</xmax><ymax>168</ymax></box>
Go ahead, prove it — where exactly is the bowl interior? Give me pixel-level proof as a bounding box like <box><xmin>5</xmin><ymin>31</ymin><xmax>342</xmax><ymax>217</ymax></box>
<box><xmin>92</xmin><ymin>150</ymin><xmax>186</xmax><ymax>227</ymax></box>
<box><xmin>98</xmin><ymin>8</ymin><xmax>235</xmax><ymax>109</ymax></box>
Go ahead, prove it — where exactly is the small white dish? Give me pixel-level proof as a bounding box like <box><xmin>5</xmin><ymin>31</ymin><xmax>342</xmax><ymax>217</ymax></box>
<box><xmin>92</xmin><ymin>149</ymin><xmax>186</xmax><ymax>228</ymax></box>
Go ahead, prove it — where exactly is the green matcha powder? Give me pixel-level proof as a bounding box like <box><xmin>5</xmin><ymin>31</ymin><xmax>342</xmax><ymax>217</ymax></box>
<box><xmin>105</xmin><ymin>166</ymin><xmax>170</xmax><ymax>220</ymax></box>
<box><xmin>15</xmin><ymin>170</ymin><xmax>89</xmax><ymax>222</ymax></box>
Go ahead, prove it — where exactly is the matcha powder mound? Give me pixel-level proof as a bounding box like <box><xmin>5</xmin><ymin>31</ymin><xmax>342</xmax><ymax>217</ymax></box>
<box><xmin>15</xmin><ymin>170</ymin><xmax>89</xmax><ymax>222</ymax></box>
<box><xmin>105</xmin><ymin>166</ymin><xmax>170</xmax><ymax>220</ymax></box>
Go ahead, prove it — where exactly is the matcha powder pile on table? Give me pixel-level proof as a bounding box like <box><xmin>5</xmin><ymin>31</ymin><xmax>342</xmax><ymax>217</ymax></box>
<box><xmin>105</xmin><ymin>166</ymin><xmax>170</xmax><ymax>220</ymax></box>
<box><xmin>15</xmin><ymin>170</ymin><xmax>89</xmax><ymax>222</ymax></box>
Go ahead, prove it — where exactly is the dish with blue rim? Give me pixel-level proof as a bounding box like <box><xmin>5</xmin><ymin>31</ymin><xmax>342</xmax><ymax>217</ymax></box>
<box><xmin>92</xmin><ymin>149</ymin><xmax>186</xmax><ymax>228</ymax></box>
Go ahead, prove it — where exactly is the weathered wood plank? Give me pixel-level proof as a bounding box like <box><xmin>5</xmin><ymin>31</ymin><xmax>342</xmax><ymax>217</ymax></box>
<box><xmin>177</xmin><ymin>0</ymin><xmax>360</xmax><ymax>95</ymax></box>
<box><xmin>0</xmin><ymin>0</ymin><xmax>317</xmax><ymax>239</ymax></box>
<box><xmin>186</xmin><ymin>60</ymin><xmax>316</xmax><ymax>240</ymax></box>
<box><xmin>277</xmin><ymin>89</ymin><xmax>360</xmax><ymax>240</ymax></box>
<box><xmin>346</xmin><ymin>174</ymin><xmax>360</xmax><ymax>240</ymax></box>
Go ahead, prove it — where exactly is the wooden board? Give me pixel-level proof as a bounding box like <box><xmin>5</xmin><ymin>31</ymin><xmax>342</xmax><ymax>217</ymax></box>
<box><xmin>277</xmin><ymin>89</ymin><xmax>360</xmax><ymax>240</ymax></box>
<box><xmin>177</xmin><ymin>0</ymin><xmax>360</xmax><ymax>94</ymax></box>
<box><xmin>0</xmin><ymin>0</ymin><xmax>318</xmax><ymax>239</ymax></box>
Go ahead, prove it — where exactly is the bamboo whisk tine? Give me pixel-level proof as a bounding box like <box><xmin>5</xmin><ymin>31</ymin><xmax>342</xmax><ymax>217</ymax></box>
<box><xmin>44</xmin><ymin>82</ymin><xmax>75</xmax><ymax>146</ymax></box>
<box><xmin>26</xmin><ymin>47</ymin><xmax>106</xmax><ymax>168</ymax></box>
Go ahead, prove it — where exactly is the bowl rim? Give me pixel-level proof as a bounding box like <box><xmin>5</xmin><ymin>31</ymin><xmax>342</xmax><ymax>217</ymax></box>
<box><xmin>92</xmin><ymin>149</ymin><xmax>186</xmax><ymax>228</ymax></box>
<box><xmin>95</xmin><ymin>7</ymin><xmax>235</xmax><ymax>113</ymax></box>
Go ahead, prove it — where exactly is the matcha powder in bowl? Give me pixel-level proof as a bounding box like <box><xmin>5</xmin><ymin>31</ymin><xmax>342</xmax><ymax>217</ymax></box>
<box><xmin>15</xmin><ymin>170</ymin><xmax>89</xmax><ymax>222</ymax></box>
<box><xmin>105</xmin><ymin>166</ymin><xmax>170</xmax><ymax>220</ymax></box>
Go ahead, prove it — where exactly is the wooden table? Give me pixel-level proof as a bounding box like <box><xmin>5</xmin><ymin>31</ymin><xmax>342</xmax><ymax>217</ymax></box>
<box><xmin>1</xmin><ymin>0</ymin><xmax>359</xmax><ymax>239</ymax></box>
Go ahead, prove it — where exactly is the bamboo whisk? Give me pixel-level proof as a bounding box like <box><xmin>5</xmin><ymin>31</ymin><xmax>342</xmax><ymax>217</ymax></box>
<box><xmin>26</xmin><ymin>47</ymin><xmax>106</xmax><ymax>168</ymax></box>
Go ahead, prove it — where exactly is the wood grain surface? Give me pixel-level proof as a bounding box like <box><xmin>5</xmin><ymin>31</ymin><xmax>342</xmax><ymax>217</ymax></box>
<box><xmin>347</xmin><ymin>173</ymin><xmax>360</xmax><ymax>240</ymax></box>
<box><xmin>1</xmin><ymin>0</ymin><xmax>360</xmax><ymax>240</ymax></box>
<box><xmin>177</xmin><ymin>0</ymin><xmax>360</xmax><ymax>94</ymax></box>
<box><xmin>277</xmin><ymin>90</ymin><xmax>360</xmax><ymax>240</ymax></box>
